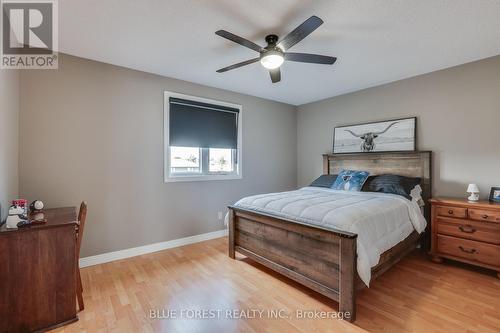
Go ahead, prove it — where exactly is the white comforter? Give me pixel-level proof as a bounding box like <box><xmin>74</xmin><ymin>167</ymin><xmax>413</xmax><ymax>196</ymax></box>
<box><xmin>231</xmin><ymin>187</ymin><xmax>427</xmax><ymax>286</ymax></box>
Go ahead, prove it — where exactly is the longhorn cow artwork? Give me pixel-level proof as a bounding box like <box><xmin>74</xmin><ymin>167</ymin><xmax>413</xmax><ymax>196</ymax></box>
<box><xmin>344</xmin><ymin>121</ymin><xmax>399</xmax><ymax>152</ymax></box>
<box><xmin>333</xmin><ymin>117</ymin><xmax>416</xmax><ymax>154</ymax></box>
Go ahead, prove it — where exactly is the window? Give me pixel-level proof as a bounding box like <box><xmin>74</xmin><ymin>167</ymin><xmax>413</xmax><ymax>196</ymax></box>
<box><xmin>170</xmin><ymin>146</ymin><xmax>201</xmax><ymax>174</ymax></box>
<box><xmin>164</xmin><ymin>92</ymin><xmax>242</xmax><ymax>182</ymax></box>
<box><xmin>209</xmin><ymin>148</ymin><xmax>233</xmax><ymax>173</ymax></box>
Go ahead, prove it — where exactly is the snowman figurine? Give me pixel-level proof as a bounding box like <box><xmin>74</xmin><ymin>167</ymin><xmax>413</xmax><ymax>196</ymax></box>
<box><xmin>6</xmin><ymin>205</ymin><xmax>28</xmax><ymax>229</ymax></box>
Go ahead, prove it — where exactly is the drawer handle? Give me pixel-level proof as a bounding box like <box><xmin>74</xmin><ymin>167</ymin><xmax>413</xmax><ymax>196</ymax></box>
<box><xmin>482</xmin><ymin>214</ymin><xmax>489</xmax><ymax>219</ymax></box>
<box><xmin>458</xmin><ymin>225</ymin><xmax>476</xmax><ymax>233</ymax></box>
<box><xmin>459</xmin><ymin>246</ymin><xmax>476</xmax><ymax>254</ymax></box>
<box><xmin>448</xmin><ymin>210</ymin><xmax>454</xmax><ymax>215</ymax></box>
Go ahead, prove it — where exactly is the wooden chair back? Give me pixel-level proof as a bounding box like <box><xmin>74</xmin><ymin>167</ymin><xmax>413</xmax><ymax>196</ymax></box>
<box><xmin>76</xmin><ymin>201</ymin><xmax>87</xmax><ymax>260</ymax></box>
<box><xmin>76</xmin><ymin>201</ymin><xmax>87</xmax><ymax>311</ymax></box>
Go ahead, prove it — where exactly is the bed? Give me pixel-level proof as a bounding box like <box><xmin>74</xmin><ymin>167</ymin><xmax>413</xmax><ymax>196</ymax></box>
<box><xmin>227</xmin><ymin>151</ymin><xmax>432</xmax><ymax>322</ymax></box>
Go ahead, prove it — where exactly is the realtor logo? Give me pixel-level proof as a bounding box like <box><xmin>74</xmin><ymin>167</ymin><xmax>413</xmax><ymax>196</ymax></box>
<box><xmin>1</xmin><ymin>0</ymin><xmax>58</xmax><ymax>69</ymax></box>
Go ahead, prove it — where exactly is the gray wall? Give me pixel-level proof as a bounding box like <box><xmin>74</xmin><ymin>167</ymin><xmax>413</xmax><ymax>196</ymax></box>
<box><xmin>19</xmin><ymin>55</ymin><xmax>297</xmax><ymax>257</ymax></box>
<box><xmin>298</xmin><ymin>55</ymin><xmax>500</xmax><ymax>200</ymax></box>
<box><xmin>17</xmin><ymin>53</ymin><xmax>500</xmax><ymax>256</ymax></box>
<box><xmin>0</xmin><ymin>70</ymin><xmax>19</xmax><ymax>220</ymax></box>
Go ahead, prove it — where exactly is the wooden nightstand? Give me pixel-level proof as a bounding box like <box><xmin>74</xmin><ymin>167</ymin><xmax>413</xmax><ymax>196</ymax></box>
<box><xmin>429</xmin><ymin>198</ymin><xmax>500</xmax><ymax>278</ymax></box>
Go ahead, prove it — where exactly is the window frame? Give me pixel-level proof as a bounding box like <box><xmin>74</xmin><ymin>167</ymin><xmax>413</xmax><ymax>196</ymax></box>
<box><xmin>164</xmin><ymin>91</ymin><xmax>242</xmax><ymax>182</ymax></box>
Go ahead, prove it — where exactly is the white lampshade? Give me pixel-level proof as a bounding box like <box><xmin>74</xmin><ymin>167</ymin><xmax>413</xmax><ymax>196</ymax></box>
<box><xmin>467</xmin><ymin>184</ymin><xmax>479</xmax><ymax>193</ymax></box>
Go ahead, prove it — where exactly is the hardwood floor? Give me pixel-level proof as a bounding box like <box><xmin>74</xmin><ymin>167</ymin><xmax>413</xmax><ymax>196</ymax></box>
<box><xmin>52</xmin><ymin>237</ymin><xmax>500</xmax><ymax>333</ymax></box>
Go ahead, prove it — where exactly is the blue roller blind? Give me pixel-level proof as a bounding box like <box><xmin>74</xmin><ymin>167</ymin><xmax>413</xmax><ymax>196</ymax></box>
<box><xmin>169</xmin><ymin>97</ymin><xmax>239</xmax><ymax>149</ymax></box>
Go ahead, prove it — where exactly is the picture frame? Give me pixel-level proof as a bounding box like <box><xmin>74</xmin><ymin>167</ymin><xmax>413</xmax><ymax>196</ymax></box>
<box><xmin>489</xmin><ymin>187</ymin><xmax>500</xmax><ymax>203</ymax></box>
<box><xmin>333</xmin><ymin>117</ymin><xmax>417</xmax><ymax>154</ymax></box>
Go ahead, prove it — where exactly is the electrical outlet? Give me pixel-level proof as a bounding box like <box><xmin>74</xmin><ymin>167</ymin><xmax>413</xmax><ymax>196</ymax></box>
<box><xmin>217</xmin><ymin>211</ymin><xmax>223</xmax><ymax>220</ymax></box>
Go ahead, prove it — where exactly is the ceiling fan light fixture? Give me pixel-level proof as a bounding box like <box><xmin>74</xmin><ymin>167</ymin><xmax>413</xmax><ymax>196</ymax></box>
<box><xmin>260</xmin><ymin>50</ymin><xmax>284</xmax><ymax>70</ymax></box>
<box><xmin>215</xmin><ymin>16</ymin><xmax>335</xmax><ymax>83</ymax></box>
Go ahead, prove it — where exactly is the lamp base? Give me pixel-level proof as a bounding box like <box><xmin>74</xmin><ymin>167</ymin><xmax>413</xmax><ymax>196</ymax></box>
<box><xmin>468</xmin><ymin>193</ymin><xmax>479</xmax><ymax>202</ymax></box>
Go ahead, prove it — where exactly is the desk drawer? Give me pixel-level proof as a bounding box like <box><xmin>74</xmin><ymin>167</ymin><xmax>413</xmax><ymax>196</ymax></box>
<box><xmin>437</xmin><ymin>234</ymin><xmax>500</xmax><ymax>267</ymax></box>
<box><xmin>436</xmin><ymin>206</ymin><xmax>467</xmax><ymax>219</ymax></box>
<box><xmin>468</xmin><ymin>208</ymin><xmax>500</xmax><ymax>223</ymax></box>
<box><xmin>437</xmin><ymin>217</ymin><xmax>500</xmax><ymax>245</ymax></box>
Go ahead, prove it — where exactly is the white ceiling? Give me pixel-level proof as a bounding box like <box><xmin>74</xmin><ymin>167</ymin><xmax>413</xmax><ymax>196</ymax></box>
<box><xmin>59</xmin><ymin>0</ymin><xmax>500</xmax><ymax>105</ymax></box>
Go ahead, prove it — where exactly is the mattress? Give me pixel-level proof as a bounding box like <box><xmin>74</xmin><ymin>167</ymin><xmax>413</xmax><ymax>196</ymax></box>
<box><xmin>231</xmin><ymin>187</ymin><xmax>427</xmax><ymax>286</ymax></box>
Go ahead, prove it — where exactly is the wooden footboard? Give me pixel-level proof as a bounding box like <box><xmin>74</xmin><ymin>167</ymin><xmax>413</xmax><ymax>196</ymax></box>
<box><xmin>228</xmin><ymin>207</ymin><xmax>358</xmax><ymax>322</ymax></box>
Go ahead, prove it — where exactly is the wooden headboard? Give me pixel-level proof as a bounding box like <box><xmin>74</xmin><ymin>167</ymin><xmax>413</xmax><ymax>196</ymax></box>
<box><xmin>323</xmin><ymin>151</ymin><xmax>433</xmax><ymax>219</ymax></box>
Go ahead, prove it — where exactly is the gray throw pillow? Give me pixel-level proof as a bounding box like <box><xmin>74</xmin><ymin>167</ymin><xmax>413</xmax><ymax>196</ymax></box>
<box><xmin>310</xmin><ymin>174</ymin><xmax>338</xmax><ymax>188</ymax></box>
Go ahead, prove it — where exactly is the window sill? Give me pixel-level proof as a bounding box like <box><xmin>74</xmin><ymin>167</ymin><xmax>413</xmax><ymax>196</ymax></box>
<box><xmin>164</xmin><ymin>174</ymin><xmax>242</xmax><ymax>183</ymax></box>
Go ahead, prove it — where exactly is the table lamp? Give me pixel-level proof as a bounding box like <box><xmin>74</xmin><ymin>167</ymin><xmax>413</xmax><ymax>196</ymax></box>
<box><xmin>467</xmin><ymin>184</ymin><xmax>480</xmax><ymax>202</ymax></box>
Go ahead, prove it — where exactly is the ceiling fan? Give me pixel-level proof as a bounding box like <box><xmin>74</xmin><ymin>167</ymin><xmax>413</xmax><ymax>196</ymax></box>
<box><xmin>215</xmin><ymin>15</ymin><xmax>337</xmax><ymax>83</ymax></box>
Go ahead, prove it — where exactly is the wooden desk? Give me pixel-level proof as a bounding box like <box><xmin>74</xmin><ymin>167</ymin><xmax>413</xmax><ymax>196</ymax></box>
<box><xmin>0</xmin><ymin>207</ymin><xmax>78</xmax><ymax>333</ymax></box>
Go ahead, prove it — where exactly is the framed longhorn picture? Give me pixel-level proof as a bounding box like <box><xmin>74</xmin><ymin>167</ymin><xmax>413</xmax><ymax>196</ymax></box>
<box><xmin>333</xmin><ymin>117</ymin><xmax>416</xmax><ymax>154</ymax></box>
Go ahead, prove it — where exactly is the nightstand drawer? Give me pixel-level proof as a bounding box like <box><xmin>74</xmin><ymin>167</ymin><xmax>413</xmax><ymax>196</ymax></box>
<box><xmin>437</xmin><ymin>234</ymin><xmax>500</xmax><ymax>267</ymax></box>
<box><xmin>436</xmin><ymin>206</ymin><xmax>467</xmax><ymax>219</ymax></box>
<box><xmin>436</xmin><ymin>217</ymin><xmax>500</xmax><ymax>245</ymax></box>
<box><xmin>468</xmin><ymin>208</ymin><xmax>500</xmax><ymax>223</ymax></box>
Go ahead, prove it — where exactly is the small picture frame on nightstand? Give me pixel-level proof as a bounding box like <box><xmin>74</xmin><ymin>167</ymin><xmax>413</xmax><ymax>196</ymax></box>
<box><xmin>489</xmin><ymin>187</ymin><xmax>500</xmax><ymax>203</ymax></box>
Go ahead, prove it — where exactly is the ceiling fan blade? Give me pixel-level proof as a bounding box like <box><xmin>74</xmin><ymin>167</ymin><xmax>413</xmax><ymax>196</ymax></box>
<box><xmin>285</xmin><ymin>52</ymin><xmax>337</xmax><ymax>65</ymax></box>
<box><xmin>215</xmin><ymin>30</ymin><xmax>262</xmax><ymax>52</ymax></box>
<box><xmin>269</xmin><ymin>68</ymin><xmax>281</xmax><ymax>83</ymax></box>
<box><xmin>216</xmin><ymin>58</ymin><xmax>260</xmax><ymax>73</ymax></box>
<box><xmin>277</xmin><ymin>15</ymin><xmax>323</xmax><ymax>51</ymax></box>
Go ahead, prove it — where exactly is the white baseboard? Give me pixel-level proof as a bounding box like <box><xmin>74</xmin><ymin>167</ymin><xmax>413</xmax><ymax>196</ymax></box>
<box><xmin>79</xmin><ymin>229</ymin><xmax>228</xmax><ymax>268</ymax></box>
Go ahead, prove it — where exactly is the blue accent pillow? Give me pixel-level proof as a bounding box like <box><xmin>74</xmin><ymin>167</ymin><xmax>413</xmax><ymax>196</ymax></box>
<box><xmin>331</xmin><ymin>170</ymin><xmax>370</xmax><ymax>191</ymax></box>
